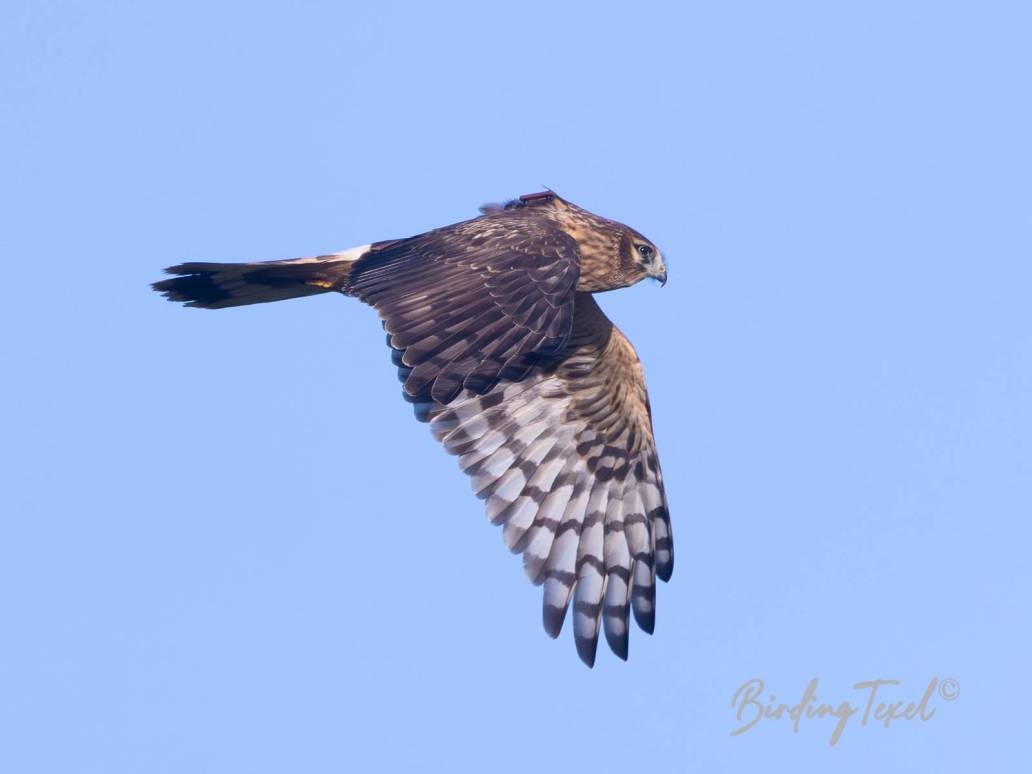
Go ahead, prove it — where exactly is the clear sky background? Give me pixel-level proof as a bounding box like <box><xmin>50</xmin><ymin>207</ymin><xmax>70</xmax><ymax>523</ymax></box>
<box><xmin>2</xmin><ymin>2</ymin><xmax>1030</xmax><ymax>771</ymax></box>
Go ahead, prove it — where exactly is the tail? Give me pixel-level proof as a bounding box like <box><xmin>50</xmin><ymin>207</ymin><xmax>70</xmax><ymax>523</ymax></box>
<box><xmin>152</xmin><ymin>245</ymin><xmax>371</xmax><ymax>309</ymax></box>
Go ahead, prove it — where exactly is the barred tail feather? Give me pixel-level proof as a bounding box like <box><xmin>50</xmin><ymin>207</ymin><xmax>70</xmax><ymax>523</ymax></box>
<box><xmin>152</xmin><ymin>246</ymin><xmax>370</xmax><ymax>309</ymax></box>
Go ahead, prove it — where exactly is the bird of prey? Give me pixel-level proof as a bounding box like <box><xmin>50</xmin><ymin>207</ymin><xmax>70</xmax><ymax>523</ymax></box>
<box><xmin>153</xmin><ymin>191</ymin><xmax>672</xmax><ymax>666</ymax></box>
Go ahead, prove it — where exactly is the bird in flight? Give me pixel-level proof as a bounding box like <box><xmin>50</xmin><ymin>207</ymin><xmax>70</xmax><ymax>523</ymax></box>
<box><xmin>153</xmin><ymin>191</ymin><xmax>672</xmax><ymax>666</ymax></box>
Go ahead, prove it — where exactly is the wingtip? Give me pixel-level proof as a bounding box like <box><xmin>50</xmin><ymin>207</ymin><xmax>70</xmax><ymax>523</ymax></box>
<box><xmin>543</xmin><ymin>603</ymin><xmax>567</xmax><ymax>639</ymax></box>
<box><xmin>607</xmin><ymin>635</ymin><xmax>629</xmax><ymax>661</ymax></box>
<box><xmin>633</xmin><ymin>607</ymin><xmax>656</xmax><ymax>635</ymax></box>
<box><xmin>603</xmin><ymin>606</ymin><xmax>631</xmax><ymax>660</ymax></box>
<box><xmin>657</xmin><ymin>557</ymin><xmax>674</xmax><ymax>583</ymax></box>
<box><xmin>575</xmin><ymin>635</ymin><xmax>599</xmax><ymax>668</ymax></box>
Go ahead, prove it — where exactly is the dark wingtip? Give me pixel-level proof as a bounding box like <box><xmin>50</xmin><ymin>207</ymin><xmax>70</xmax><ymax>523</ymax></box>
<box><xmin>575</xmin><ymin>635</ymin><xmax>598</xmax><ymax>668</ymax></box>
<box><xmin>657</xmin><ymin>556</ymin><xmax>673</xmax><ymax>583</ymax></box>
<box><xmin>542</xmin><ymin>604</ymin><xmax>567</xmax><ymax>639</ymax></box>
<box><xmin>606</xmin><ymin>632</ymin><xmax>629</xmax><ymax>661</ymax></box>
<box><xmin>633</xmin><ymin>606</ymin><xmax>656</xmax><ymax>635</ymax></box>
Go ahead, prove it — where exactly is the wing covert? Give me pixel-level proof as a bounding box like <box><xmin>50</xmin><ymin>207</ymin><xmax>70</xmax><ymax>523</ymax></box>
<box><xmin>347</xmin><ymin>212</ymin><xmax>580</xmax><ymax>405</ymax></box>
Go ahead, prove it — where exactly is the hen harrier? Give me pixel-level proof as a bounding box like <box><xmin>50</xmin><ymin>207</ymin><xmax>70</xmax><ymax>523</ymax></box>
<box><xmin>153</xmin><ymin>191</ymin><xmax>672</xmax><ymax>666</ymax></box>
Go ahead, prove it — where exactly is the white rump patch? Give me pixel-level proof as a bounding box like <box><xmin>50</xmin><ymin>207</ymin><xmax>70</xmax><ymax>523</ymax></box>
<box><xmin>331</xmin><ymin>243</ymin><xmax>372</xmax><ymax>262</ymax></box>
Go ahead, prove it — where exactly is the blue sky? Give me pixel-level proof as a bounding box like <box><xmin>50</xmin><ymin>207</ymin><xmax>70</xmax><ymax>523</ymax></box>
<box><xmin>2</xmin><ymin>1</ymin><xmax>1030</xmax><ymax>771</ymax></box>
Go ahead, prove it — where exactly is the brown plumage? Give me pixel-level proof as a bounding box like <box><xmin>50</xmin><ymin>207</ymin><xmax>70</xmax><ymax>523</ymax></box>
<box><xmin>153</xmin><ymin>191</ymin><xmax>671</xmax><ymax>666</ymax></box>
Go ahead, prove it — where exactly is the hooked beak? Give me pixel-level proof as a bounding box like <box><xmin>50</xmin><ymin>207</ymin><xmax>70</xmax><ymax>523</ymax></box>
<box><xmin>650</xmin><ymin>255</ymin><xmax>667</xmax><ymax>286</ymax></box>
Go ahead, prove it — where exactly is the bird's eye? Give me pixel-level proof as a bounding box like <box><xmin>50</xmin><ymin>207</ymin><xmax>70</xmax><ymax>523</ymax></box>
<box><xmin>637</xmin><ymin>244</ymin><xmax>653</xmax><ymax>260</ymax></box>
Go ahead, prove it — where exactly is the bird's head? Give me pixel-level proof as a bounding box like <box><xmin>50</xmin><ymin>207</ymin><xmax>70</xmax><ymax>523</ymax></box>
<box><xmin>504</xmin><ymin>192</ymin><xmax>668</xmax><ymax>292</ymax></box>
<box><xmin>622</xmin><ymin>228</ymin><xmax>667</xmax><ymax>288</ymax></box>
<box><xmin>580</xmin><ymin>218</ymin><xmax>667</xmax><ymax>292</ymax></box>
